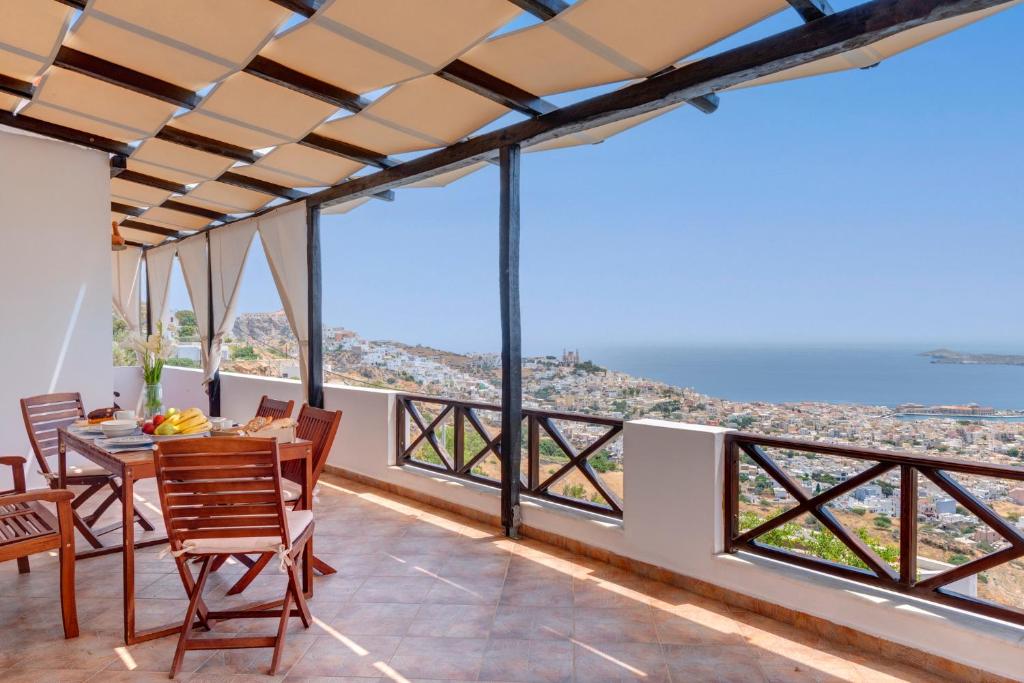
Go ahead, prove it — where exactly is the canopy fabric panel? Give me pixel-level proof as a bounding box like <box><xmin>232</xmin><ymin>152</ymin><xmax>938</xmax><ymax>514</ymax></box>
<box><xmin>359</xmin><ymin>75</ymin><xmax>509</xmax><ymax>147</ymax></box>
<box><xmin>67</xmin><ymin>0</ymin><xmax>290</xmax><ymax>91</ymax></box>
<box><xmin>181</xmin><ymin>181</ymin><xmax>275</xmax><ymax>214</ymax></box>
<box><xmin>176</xmin><ymin>235</ymin><xmax>211</xmax><ymax>377</ymax></box>
<box><xmin>24</xmin><ymin>68</ymin><xmax>177</xmax><ymax>141</ymax></box>
<box><xmin>257</xmin><ymin>203</ymin><xmax>310</xmax><ymax>391</ymax></box>
<box><xmin>207</xmin><ymin>219</ymin><xmax>258</xmax><ymax>383</ymax></box>
<box><xmin>406</xmin><ymin>161</ymin><xmax>490</xmax><ymax>189</ymax></box>
<box><xmin>140</xmin><ymin>206</ymin><xmax>213</xmax><ymax>231</ymax></box>
<box><xmin>112</xmin><ymin>246</ymin><xmax>143</xmax><ymax>333</ymax></box>
<box><xmin>261</xmin><ymin>0</ymin><xmax>520</xmax><ymax>94</ymax></box>
<box><xmin>145</xmin><ymin>243</ymin><xmax>178</xmax><ymax>328</ymax></box>
<box><xmin>0</xmin><ymin>93</ymin><xmax>19</xmax><ymax>112</ymax></box>
<box><xmin>461</xmin><ymin>0</ymin><xmax>786</xmax><ymax>96</ymax></box>
<box><xmin>0</xmin><ymin>2</ymin><xmax>72</xmax><ymax>81</ymax></box>
<box><xmin>130</xmin><ymin>139</ymin><xmax>236</xmax><ymax>182</ymax></box>
<box><xmin>315</xmin><ymin>112</ymin><xmax>441</xmax><ymax>155</ymax></box>
<box><xmin>320</xmin><ymin>196</ymin><xmax>371</xmax><ymax>215</ymax></box>
<box><xmin>110</xmin><ymin>178</ymin><xmax>173</xmax><ymax>208</ymax></box>
<box><xmin>733</xmin><ymin>2</ymin><xmax>1021</xmax><ymax>90</ymax></box>
<box><xmin>237</xmin><ymin>144</ymin><xmax>365</xmax><ymax>188</ymax></box>
<box><xmin>169</xmin><ymin>111</ymin><xmax>289</xmax><ymax>151</ymax></box>
<box><xmin>528</xmin><ymin>103</ymin><xmax>681</xmax><ymax>152</ymax></box>
<box><xmin>119</xmin><ymin>226</ymin><xmax>167</xmax><ymax>246</ymax></box>
<box><xmin>192</xmin><ymin>72</ymin><xmax>338</xmax><ymax>143</ymax></box>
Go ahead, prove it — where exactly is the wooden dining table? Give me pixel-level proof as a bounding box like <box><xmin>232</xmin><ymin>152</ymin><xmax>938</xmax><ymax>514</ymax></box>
<box><xmin>57</xmin><ymin>427</ymin><xmax>314</xmax><ymax>645</ymax></box>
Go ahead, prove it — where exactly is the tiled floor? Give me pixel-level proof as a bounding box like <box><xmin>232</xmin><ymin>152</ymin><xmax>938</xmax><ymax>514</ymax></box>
<box><xmin>0</xmin><ymin>474</ymin><xmax>945</xmax><ymax>682</ymax></box>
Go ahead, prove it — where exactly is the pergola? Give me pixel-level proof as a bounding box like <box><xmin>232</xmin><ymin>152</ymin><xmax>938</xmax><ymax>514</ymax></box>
<box><xmin>2</xmin><ymin>0</ymin><xmax>1017</xmax><ymax>537</ymax></box>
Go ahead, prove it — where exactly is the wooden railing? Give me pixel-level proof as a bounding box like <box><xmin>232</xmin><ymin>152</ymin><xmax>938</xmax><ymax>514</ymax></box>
<box><xmin>724</xmin><ymin>432</ymin><xmax>1024</xmax><ymax>626</ymax></box>
<box><xmin>396</xmin><ymin>394</ymin><xmax>623</xmax><ymax>517</ymax></box>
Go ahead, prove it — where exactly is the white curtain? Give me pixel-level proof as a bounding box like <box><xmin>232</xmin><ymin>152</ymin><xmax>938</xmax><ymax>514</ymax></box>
<box><xmin>208</xmin><ymin>220</ymin><xmax>258</xmax><ymax>384</ymax></box>
<box><xmin>112</xmin><ymin>246</ymin><xmax>143</xmax><ymax>333</ymax></box>
<box><xmin>145</xmin><ymin>243</ymin><xmax>176</xmax><ymax>333</ymax></box>
<box><xmin>257</xmin><ymin>202</ymin><xmax>309</xmax><ymax>390</ymax></box>
<box><xmin>176</xmin><ymin>235</ymin><xmax>211</xmax><ymax>379</ymax></box>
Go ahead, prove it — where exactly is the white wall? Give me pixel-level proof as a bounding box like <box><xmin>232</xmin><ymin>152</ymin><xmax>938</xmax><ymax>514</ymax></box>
<box><xmin>142</xmin><ymin>367</ymin><xmax>1024</xmax><ymax>679</ymax></box>
<box><xmin>0</xmin><ymin>129</ymin><xmax>111</xmax><ymax>488</ymax></box>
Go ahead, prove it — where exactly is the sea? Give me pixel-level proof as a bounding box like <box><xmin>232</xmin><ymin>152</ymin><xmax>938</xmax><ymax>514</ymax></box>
<box><xmin>585</xmin><ymin>346</ymin><xmax>1024</xmax><ymax>413</ymax></box>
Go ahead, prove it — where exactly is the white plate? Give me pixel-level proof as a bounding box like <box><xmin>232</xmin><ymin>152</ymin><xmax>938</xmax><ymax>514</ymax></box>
<box><xmin>152</xmin><ymin>431</ymin><xmax>210</xmax><ymax>441</ymax></box>
<box><xmin>72</xmin><ymin>424</ymin><xmax>106</xmax><ymax>435</ymax></box>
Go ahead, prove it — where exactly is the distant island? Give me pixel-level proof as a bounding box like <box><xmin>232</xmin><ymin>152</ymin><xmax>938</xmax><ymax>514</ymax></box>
<box><xmin>921</xmin><ymin>348</ymin><xmax>1024</xmax><ymax>367</ymax></box>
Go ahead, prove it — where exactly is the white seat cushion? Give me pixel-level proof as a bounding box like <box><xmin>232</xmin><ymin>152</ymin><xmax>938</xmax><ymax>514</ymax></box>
<box><xmin>179</xmin><ymin>509</ymin><xmax>313</xmax><ymax>556</ymax></box>
<box><xmin>280</xmin><ymin>479</ymin><xmax>302</xmax><ymax>503</ymax></box>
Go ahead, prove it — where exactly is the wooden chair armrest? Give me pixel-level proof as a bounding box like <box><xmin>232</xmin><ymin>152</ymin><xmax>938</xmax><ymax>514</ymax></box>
<box><xmin>0</xmin><ymin>488</ymin><xmax>75</xmax><ymax>506</ymax></box>
<box><xmin>0</xmin><ymin>455</ymin><xmax>27</xmax><ymax>494</ymax></box>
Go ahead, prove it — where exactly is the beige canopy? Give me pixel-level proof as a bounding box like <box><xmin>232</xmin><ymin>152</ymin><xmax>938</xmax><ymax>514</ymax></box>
<box><xmin>0</xmin><ymin>0</ymin><xmax>1016</xmax><ymax>245</ymax></box>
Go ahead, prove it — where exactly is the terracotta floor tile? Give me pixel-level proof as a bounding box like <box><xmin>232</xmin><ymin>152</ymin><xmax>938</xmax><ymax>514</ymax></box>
<box><xmin>572</xmin><ymin>641</ymin><xmax>670</xmax><ymax>682</ymax></box>
<box><xmin>387</xmin><ymin>636</ymin><xmax>488</xmax><ymax>681</ymax></box>
<box><xmin>423</xmin><ymin>576</ymin><xmax>506</xmax><ymax>605</ymax></box>
<box><xmin>283</xmin><ymin>634</ymin><xmax>400</xmax><ymax>678</ymax></box>
<box><xmin>662</xmin><ymin>644</ymin><xmax>768</xmax><ymax>683</ymax></box>
<box><xmin>477</xmin><ymin>638</ymin><xmax>574</xmax><ymax>683</ymax></box>
<box><xmin>326</xmin><ymin>603</ymin><xmax>420</xmax><ymax>637</ymax></box>
<box><xmin>407</xmin><ymin>603</ymin><xmax>496</xmax><ymax>638</ymax></box>
<box><xmin>490</xmin><ymin>605</ymin><xmax>574</xmax><ymax>641</ymax></box>
<box><xmin>350</xmin><ymin>576</ymin><xmax>436</xmax><ymax>604</ymax></box>
<box><xmin>573</xmin><ymin>606</ymin><xmax>658</xmax><ymax>644</ymax></box>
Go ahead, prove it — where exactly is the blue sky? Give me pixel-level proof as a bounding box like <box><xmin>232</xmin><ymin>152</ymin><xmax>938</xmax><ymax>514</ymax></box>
<box><xmin>171</xmin><ymin>5</ymin><xmax>1024</xmax><ymax>356</ymax></box>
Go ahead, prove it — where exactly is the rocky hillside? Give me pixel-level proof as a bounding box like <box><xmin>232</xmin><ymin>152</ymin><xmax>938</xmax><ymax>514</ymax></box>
<box><xmin>232</xmin><ymin>310</ymin><xmax>295</xmax><ymax>345</ymax></box>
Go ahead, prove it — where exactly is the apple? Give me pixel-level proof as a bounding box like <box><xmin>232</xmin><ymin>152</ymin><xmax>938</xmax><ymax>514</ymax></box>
<box><xmin>142</xmin><ymin>422</ymin><xmax>155</xmax><ymax>435</ymax></box>
<box><xmin>153</xmin><ymin>414</ymin><xmax>165</xmax><ymax>426</ymax></box>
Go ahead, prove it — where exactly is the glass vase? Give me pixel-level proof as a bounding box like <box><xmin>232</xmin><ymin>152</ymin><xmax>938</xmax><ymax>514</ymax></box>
<box><xmin>143</xmin><ymin>382</ymin><xmax>163</xmax><ymax>419</ymax></box>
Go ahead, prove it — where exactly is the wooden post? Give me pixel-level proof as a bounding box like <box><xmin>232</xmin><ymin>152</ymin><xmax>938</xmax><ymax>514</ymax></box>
<box><xmin>144</xmin><ymin>252</ymin><xmax>153</xmax><ymax>337</ymax></box>
<box><xmin>498</xmin><ymin>143</ymin><xmax>522</xmax><ymax>538</ymax></box>
<box><xmin>206</xmin><ymin>232</ymin><xmax>220</xmax><ymax>417</ymax></box>
<box><xmin>306</xmin><ymin>203</ymin><xmax>324</xmax><ymax>409</ymax></box>
<box><xmin>900</xmin><ymin>464</ymin><xmax>918</xmax><ymax>586</ymax></box>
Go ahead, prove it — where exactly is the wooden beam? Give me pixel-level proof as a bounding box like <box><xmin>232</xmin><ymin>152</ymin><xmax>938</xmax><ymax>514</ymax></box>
<box><xmin>160</xmin><ymin>199</ymin><xmax>229</xmax><ymax>222</ymax></box>
<box><xmin>115</xmin><ymin>169</ymin><xmax>189</xmax><ymax>195</ymax></box>
<box><xmin>687</xmin><ymin>93</ymin><xmax>720</xmax><ymax>114</ymax></box>
<box><xmin>120</xmin><ymin>220</ymin><xmax>182</xmax><ymax>238</ymax></box>
<box><xmin>438</xmin><ymin>60</ymin><xmax>556</xmax><ymax>116</ymax></box>
<box><xmin>788</xmin><ymin>0</ymin><xmax>835</xmax><ymax>22</ymax></box>
<box><xmin>123</xmin><ymin>239</ymin><xmax>149</xmax><ymax>248</ymax></box>
<box><xmin>111</xmin><ymin>202</ymin><xmax>147</xmax><ymax>217</ymax></box>
<box><xmin>218</xmin><ymin>171</ymin><xmax>305</xmax><ymax>200</ymax></box>
<box><xmin>244</xmin><ymin>56</ymin><xmax>368</xmax><ymax>113</ymax></box>
<box><xmin>110</xmin><ymin>155</ymin><xmax>128</xmax><ymax>178</ymax></box>
<box><xmin>206</xmin><ymin>232</ymin><xmax>220</xmax><ymax>417</ymax></box>
<box><xmin>0</xmin><ymin>111</ymin><xmax>134</xmax><ymax>156</ymax></box>
<box><xmin>0</xmin><ymin>72</ymin><xmax>34</xmax><ymax>100</ymax></box>
<box><xmin>310</xmin><ymin>0</ymin><xmax>1014</xmax><ymax>210</ymax></box>
<box><xmin>53</xmin><ymin>47</ymin><xmax>200</xmax><ymax>109</ymax></box>
<box><xmin>156</xmin><ymin>126</ymin><xmax>259</xmax><ymax>164</ymax></box>
<box><xmin>54</xmin><ymin>0</ymin><xmax>86</xmax><ymax>9</ymax></box>
<box><xmin>306</xmin><ymin>204</ymin><xmax>324</xmax><ymax>408</ymax></box>
<box><xmin>507</xmin><ymin>0</ymin><xmax>568</xmax><ymax>20</ymax></box>
<box><xmin>299</xmin><ymin>133</ymin><xmax>395</xmax><ymax>169</ymax></box>
<box><xmin>498</xmin><ymin>143</ymin><xmax>522</xmax><ymax>539</ymax></box>
<box><xmin>268</xmin><ymin>0</ymin><xmax>323</xmax><ymax>18</ymax></box>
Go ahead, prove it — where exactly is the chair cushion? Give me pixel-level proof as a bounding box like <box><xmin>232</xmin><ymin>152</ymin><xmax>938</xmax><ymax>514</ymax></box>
<box><xmin>280</xmin><ymin>479</ymin><xmax>302</xmax><ymax>503</ymax></box>
<box><xmin>179</xmin><ymin>509</ymin><xmax>313</xmax><ymax>556</ymax></box>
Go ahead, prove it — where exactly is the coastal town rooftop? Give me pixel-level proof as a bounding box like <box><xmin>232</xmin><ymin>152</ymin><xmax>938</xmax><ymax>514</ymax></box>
<box><xmin>1</xmin><ymin>0</ymin><xmax>1023</xmax><ymax>680</ymax></box>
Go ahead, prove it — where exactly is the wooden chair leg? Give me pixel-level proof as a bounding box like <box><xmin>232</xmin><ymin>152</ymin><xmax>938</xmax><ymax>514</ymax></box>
<box><xmin>288</xmin><ymin>559</ymin><xmax>311</xmax><ymax>628</ymax></box>
<box><xmin>312</xmin><ymin>555</ymin><xmax>336</xmax><ymax>576</ymax></box>
<box><xmin>225</xmin><ymin>553</ymin><xmax>273</xmax><ymax>595</ymax></box>
<box><xmin>269</xmin><ymin>575</ymin><xmax>294</xmax><ymax>675</ymax></box>
<box><xmin>71</xmin><ymin>510</ymin><xmax>104</xmax><ymax>549</ymax></box>
<box><xmin>70</xmin><ymin>482</ymin><xmax>104</xmax><ymax>511</ymax></box>
<box><xmin>170</xmin><ymin>556</ymin><xmax>212</xmax><ymax>678</ymax></box>
<box><xmin>82</xmin><ymin>482</ymin><xmax>119</xmax><ymax>525</ymax></box>
<box><xmin>57</xmin><ymin>500</ymin><xmax>78</xmax><ymax>639</ymax></box>
<box><xmin>174</xmin><ymin>556</ymin><xmax>211</xmax><ymax>630</ymax></box>
<box><xmin>17</xmin><ymin>556</ymin><xmax>30</xmax><ymax>574</ymax></box>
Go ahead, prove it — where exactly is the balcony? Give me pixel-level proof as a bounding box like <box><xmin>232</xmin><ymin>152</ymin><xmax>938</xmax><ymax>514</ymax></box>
<box><xmin>0</xmin><ymin>456</ymin><xmax>967</xmax><ymax>681</ymax></box>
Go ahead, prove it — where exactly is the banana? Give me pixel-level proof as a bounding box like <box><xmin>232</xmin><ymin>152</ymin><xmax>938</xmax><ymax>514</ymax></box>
<box><xmin>181</xmin><ymin>421</ymin><xmax>211</xmax><ymax>435</ymax></box>
<box><xmin>176</xmin><ymin>413</ymin><xmax>207</xmax><ymax>431</ymax></box>
<box><xmin>155</xmin><ymin>420</ymin><xmax>180</xmax><ymax>436</ymax></box>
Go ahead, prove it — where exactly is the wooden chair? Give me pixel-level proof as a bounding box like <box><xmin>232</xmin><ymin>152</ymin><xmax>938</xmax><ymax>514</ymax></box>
<box><xmin>153</xmin><ymin>437</ymin><xmax>314</xmax><ymax>677</ymax></box>
<box><xmin>226</xmin><ymin>405</ymin><xmax>342</xmax><ymax>595</ymax></box>
<box><xmin>0</xmin><ymin>455</ymin><xmax>77</xmax><ymax>638</ymax></box>
<box><xmin>255</xmin><ymin>395</ymin><xmax>295</xmax><ymax>421</ymax></box>
<box><xmin>21</xmin><ymin>392</ymin><xmax>154</xmax><ymax>548</ymax></box>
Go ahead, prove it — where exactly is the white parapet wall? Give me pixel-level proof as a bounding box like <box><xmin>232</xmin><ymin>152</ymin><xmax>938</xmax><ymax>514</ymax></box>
<box><xmin>114</xmin><ymin>366</ymin><xmax>1024</xmax><ymax>679</ymax></box>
